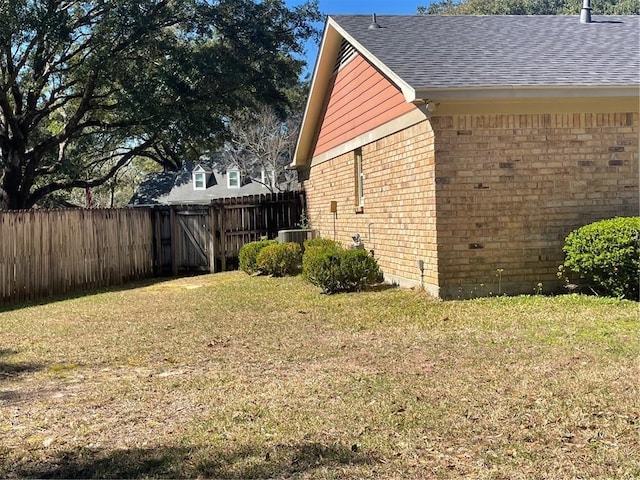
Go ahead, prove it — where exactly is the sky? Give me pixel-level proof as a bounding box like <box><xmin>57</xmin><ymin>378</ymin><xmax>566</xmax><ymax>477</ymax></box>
<box><xmin>287</xmin><ymin>0</ymin><xmax>426</xmax><ymax>76</ymax></box>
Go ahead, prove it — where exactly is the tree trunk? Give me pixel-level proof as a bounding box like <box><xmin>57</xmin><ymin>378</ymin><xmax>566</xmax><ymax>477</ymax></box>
<box><xmin>0</xmin><ymin>149</ymin><xmax>33</xmax><ymax>210</ymax></box>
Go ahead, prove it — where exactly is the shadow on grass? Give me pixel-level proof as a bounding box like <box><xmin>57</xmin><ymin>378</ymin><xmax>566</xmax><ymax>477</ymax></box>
<box><xmin>10</xmin><ymin>442</ymin><xmax>377</xmax><ymax>479</ymax></box>
<box><xmin>0</xmin><ymin>348</ymin><xmax>44</xmax><ymax>383</ymax></box>
<box><xmin>366</xmin><ymin>282</ymin><xmax>398</xmax><ymax>293</ymax></box>
<box><xmin>0</xmin><ymin>274</ymin><xmax>207</xmax><ymax>314</ymax></box>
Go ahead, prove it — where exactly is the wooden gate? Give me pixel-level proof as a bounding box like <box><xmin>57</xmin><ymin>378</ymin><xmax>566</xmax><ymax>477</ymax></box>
<box><xmin>150</xmin><ymin>191</ymin><xmax>305</xmax><ymax>275</ymax></box>
<box><xmin>169</xmin><ymin>206</ymin><xmax>215</xmax><ymax>274</ymax></box>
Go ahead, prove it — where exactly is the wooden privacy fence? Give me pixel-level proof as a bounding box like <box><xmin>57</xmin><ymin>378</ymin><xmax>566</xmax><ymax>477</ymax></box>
<box><xmin>0</xmin><ymin>208</ymin><xmax>154</xmax><ymax>305</ymax></box>
<box><xmin>0</xmin><ymin>191</ymin><xmax>304</xmax><ymax>305</ymax></box>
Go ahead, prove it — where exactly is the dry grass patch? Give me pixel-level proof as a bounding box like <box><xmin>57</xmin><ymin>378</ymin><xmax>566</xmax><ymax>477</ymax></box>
<box><xmin>1</xmin><ymin>272</ymin><xmax>638</xmax><ymax>479</ymax></box>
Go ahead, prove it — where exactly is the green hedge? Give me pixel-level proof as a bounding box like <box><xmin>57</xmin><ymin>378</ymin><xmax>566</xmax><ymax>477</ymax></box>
<box><xmin>561</xmin><ymin>216</ymin><xmax>640</xmax><ymax>299</ymax></box>
<box><xmin>256</xmin><ymin>242</ymin><xmax>302</xmax><ymax>277</ymax></box>
<box><xmin>239</xmin><ymin>240</ymin><xmax>277</xmax><ymax>274</ymax></box>
<box><xmin>302</xmin><ymin>241</ymin><xmax>382</xmax><ymax>294</ymax></box>
<box><xmin>303</xmin><ymin>238</ymin><xmax>341</xmax><ymax>251</ymax></box>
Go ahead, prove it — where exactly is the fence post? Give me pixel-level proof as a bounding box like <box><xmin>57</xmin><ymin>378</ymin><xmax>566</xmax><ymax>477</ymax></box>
<box><xmin>209</xmin><ymin>204</ymin><xmax>217</xmax><ymax>273</ymax></box>
<box><xmin>170</xmin><ymin>207</ymin><xmax>178</xmax><ymax>276</ymax></box>
<box><xmin>219</xmin><ymin>201</ymin><xmax>226</xmax><ymax>272</ymax></box>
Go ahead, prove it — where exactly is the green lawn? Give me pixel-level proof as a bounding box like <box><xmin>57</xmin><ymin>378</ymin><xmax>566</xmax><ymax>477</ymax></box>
<box><xmin>1</xmin><ymin>272</ymin><xmax>638</xmax><ymax>479</ymax></box>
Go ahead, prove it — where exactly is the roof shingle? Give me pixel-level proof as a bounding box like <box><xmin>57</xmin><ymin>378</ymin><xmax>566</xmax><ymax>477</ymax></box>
<box><xmin>331</xmin><ymin>15</ymin><xmax>640</xmax><ymax>89</ymax></box>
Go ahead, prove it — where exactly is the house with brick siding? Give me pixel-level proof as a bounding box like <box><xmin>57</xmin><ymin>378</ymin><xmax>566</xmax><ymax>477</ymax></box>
<box><xmin>292</xmin><ymin>14</ymin><xmax>639</xmax><ymax>299</ymax></box>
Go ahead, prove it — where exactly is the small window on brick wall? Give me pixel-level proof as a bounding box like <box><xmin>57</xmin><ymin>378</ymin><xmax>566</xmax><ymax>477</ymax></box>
<box><xmin>354</xmin><ymin>148</ymin><xmax>364</xmax><ymax>209</ymax></box>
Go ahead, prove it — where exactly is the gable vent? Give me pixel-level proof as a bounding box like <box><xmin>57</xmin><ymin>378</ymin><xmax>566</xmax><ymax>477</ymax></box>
<box><xmin>333</xmin><ymin>39</ymin><xmax>357</xmax><ymax>74</ymax></box>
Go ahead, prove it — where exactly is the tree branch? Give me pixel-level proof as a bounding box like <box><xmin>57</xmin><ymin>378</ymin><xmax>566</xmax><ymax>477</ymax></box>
<box><xmin>27</xmin><ymin>138</ymin><xmax>155</xmax><ymax>207</ymax></box>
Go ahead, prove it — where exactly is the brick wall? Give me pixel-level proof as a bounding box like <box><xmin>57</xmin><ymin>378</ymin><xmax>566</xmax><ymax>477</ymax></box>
<box><xmin>303</xmin><ymin>120</ymin><xmax>440</xmax><ymax>295</ymax></box>
<box><xmin>303</xmin><ymin>110</ymin><xmax>638</xmax><ymax>299</ymax></box>
<box><xmin>431</xmin><ymin>112</ymin><xmax>639</xmax><ymax>298</ymax></box>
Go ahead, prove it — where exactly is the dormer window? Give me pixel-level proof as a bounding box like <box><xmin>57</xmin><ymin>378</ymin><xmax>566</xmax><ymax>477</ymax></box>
<box><xmin>227</xmin><ymin>168</ymin><xmax>240</xmax><ymax>188</ymax></box>
<box><xmin>192</xmin><ymin>164</ymin><xmax>210</xmax><ymax>191</ymax></box>
<box><xmin>194</xmin><ymin>172</ymin><xmax>206</xmax><ymax>190</ymax></box>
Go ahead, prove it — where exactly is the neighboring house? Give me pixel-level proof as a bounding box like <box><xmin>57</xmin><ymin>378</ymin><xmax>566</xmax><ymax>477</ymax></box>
<box><xmin>292</xmin><ymin>14</ymin><xmax>639</xmax><ymax>298</ymax></box>
<box><xmin>129</xmin><ymin>163</ymin><xmax>290</xmax><ymax>206</ymax></box>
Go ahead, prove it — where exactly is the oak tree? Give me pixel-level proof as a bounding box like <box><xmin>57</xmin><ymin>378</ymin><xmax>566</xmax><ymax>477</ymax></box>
<box><xmin>0</xmin><ymin>0</ymin><xmax>320</xmax><ymax>209</ymax></box>
<box><xmin>418</xmin><ymin>0</ymin><xmax>639</xmax><ymax>15</ymax></box>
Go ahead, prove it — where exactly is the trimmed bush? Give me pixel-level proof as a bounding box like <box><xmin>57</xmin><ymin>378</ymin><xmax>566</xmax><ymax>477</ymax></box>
<box><xmin>239</xmin><ymin>239</ymin><xmax>277</xmax><ymax>274</ymax></box>
<box><xmin>256</xmin><ymin>242</ymin><xmax>302</xmax><ymax>277</ymax></box>
<box><xmin>302</xmin><ymin>244</ymin><xmax>342</xmax><ymax>293</ymax></box>
<box><xmin>562</xmin><ymin>216</ymin><xmax>640</xmax><ymax>299</ymax></box>
<box><xmin>303</xmin><ymin>237</ymin><xmax>341</xmax><ymax>251</ymax></box>
<box><xmin>302</xmin><ymin>243</ymin><xmax>382</xmax><ymax>294</ymax></box>
<box><xmin>338</xmin><ymin>249</ymin><xmax>383</xmax><ymax>291</ymax></box>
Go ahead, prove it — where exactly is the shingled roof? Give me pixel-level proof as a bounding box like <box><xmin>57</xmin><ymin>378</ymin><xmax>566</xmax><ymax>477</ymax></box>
<box><xmin>330</xmin><ymin>15</ymin><xmax>640</xmax><ymax>92</ymax></box>
<box><xmin>129</xmin><ymin>163</ymin><xmax>296</xmax><ymax>206</ymax></box>
<box><xmin>293</xmin><ymin>14</ymin><xmax>639</xmax><ymax>167</ymax></box>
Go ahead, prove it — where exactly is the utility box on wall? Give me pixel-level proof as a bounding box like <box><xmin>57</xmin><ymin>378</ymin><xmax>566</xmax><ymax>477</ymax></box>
<box><xmin>330</xmin><ymin>201</ymin><xmax>337</xmax><ymax>213</ymax></box>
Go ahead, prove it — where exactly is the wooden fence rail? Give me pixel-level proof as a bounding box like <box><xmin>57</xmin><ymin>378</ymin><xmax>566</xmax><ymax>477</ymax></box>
<box><xmin>0</xmin><ymin>191</ymin><xmax>304</xmax><ymax>306</ymax></box>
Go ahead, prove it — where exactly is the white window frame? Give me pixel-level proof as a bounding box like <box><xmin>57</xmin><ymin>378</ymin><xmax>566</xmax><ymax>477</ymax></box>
<box><xmin>227</xmin><ymin>169</ymin><xmax>240</xmax><ymax>188</ymax></box>
<box><xmin>193</xmin><ymin>172</ymin><xmax>206</xmax><ymax>190</ymax></box>
<box><xmin>355</xmin><ymin>148</ymin><xmax>364</xmax><ymax>208</ymax></box>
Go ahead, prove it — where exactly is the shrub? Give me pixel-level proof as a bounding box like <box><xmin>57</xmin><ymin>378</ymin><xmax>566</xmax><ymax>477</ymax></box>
<box><xmin>302</xmin><ymin>244</ymin><xmax>382</xmax><ymax>294</ymax></box>
<box><xmin>256</xmin><ymin>242</ymin><xmax>302</xmax><ymax>277</ymax></box>
<box><xmin>303</xmin><ymin>237</ymin><xmax>341</xmax><ymax>251</ymax></box>
<box><xmin>562</xmin><ymin>216</ymin><xmax>640</xmax><ymax>299</ymax></box>
<box><xmin>239</xmin><ymin>239</ymin><xmax>277</xmax><ymax>274</ymax></box>
<box><xmin>302</xmin><ymin>244</ymin><xmax>342</xmax><ymax>293</ymax></box>
<box><xmin>338</xmin><ymin>249</ymin><xmax>383</xmax><ymax>291</ymax></box>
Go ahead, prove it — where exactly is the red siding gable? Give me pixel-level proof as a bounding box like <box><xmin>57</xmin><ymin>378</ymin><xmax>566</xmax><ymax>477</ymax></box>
<box><xmin>313</xmin><ymin>54</ymin><xmax>416</xmax><ymax>158</ymax></box>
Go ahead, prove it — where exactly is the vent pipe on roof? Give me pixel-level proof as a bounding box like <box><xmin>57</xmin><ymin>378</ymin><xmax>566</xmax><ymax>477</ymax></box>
<box><xmin>580</xmin><ymin>0</ymin><xmax>592</xmax><ymax>23</ymax></box>
<box><xmin>368</xmin><ymin>13</ymin><xmax>382</xmax><ymax>29</ymax></box>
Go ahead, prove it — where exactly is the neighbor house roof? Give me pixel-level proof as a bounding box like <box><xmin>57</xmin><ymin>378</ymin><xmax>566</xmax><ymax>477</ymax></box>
<box><xmin>129</xmin><ymin>163</ymin><xmax>291</xmax><ymax>206</ymax></box>
<box><xmin>294</xmin><ymin>14</ymin><xmax>640</xmax><ymax>166</ymax></box>
<box><xmin>164</xmin><ymin>166</ymin><xmax>277</xmax><ymax>205</ymax></box>
<box><xmin>129</xmin><ymin>172</ymin><xmax>176</xmax><ymax>206</ymax></box>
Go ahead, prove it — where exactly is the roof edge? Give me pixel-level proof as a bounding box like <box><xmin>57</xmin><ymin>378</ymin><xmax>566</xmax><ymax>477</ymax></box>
<box><xmin>292</xmin><ymin>19</ymin><xmax>340</xmax><ymax>169</ymax></box>
<box><xmin>415</xmin><ymin>85</ymin><xmax>640</xmax><ymax>100</ymax></box>
<box><xmin>327</xmin><ymin>17</ymin><xmax>417</xmax><ymax>102</ymax></box>
<box><xmin>292</xmin><ymin>16</ymin><xmax>418</xmax><ymax>169</ymax></box>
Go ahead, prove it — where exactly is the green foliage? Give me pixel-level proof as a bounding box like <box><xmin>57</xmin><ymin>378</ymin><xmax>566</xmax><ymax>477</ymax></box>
<box><xmin>0</xmin><ymin>0</ymin><xmax>321</xmax><ymax>209</ymax></box>
<box><xmin>417</xmin><ymin>0</ymin><xmax>639</xmax><ymax>15</ymax></box>
<box><xmin>303</xmin><ymin>238</ymin><xmax>341</xmax><ymax>251</ymax></box>
<box><xmin>256</xmin><ymin>242</ymin><xmax>302</xmax><ymax>277</ymax></box>
<box><xmin>239</xmin><ymin>240</ymin><xmax>278</xmax><ymax>275</ymax></box>
<box><xmin>302</xmin><ymin>243</ymin><xmax>343</xmax><ymax>293</ymax></box>
<box><xmin>561</xmin><ymin>217</ymin><xmax>640</xmax><ymax>299</ymax></box>
<box><xmin>302</xmin><ymin>242</ymin><xmax>382</xmax><ymax>294</ymax></box>
<box><xmin>338</xmin><ymin>249</ymin><xmax>384</xmax><ymax>292</ymax></box>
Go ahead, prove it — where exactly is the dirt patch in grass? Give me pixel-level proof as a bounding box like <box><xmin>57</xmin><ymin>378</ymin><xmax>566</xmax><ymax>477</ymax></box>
<box><xmin>1</xmin><ymin>273</ymin><xmax>638</xmax><ymax>478</ymax></box>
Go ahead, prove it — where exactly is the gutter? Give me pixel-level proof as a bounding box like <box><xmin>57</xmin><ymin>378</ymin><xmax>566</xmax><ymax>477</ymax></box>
<box><xmin>414</xmin><ymin>85</ymin><xmax>640</xmax><ymax>101</ymax></box>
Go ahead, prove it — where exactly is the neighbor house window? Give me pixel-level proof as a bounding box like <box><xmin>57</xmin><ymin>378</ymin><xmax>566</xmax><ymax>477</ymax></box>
<box><xmin>227</xmin><ymin>169</ymin><xmax>240</xmax><ymax>188</ymax></box>
<box><xmin>354</xmin><ymin>148</ymin><xmax>364</xmax><ymax>208</ymax></box>
<box><xmin>193</xmin><ymin>172</ymin><xmax>206</xmax><ymax>190</ymax></box>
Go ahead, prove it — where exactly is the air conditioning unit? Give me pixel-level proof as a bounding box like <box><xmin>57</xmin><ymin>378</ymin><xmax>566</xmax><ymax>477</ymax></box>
<box><xmin>278</xmin><ymin>229</ymin><xmax>318</xmax><ymax>249</ymax></box>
